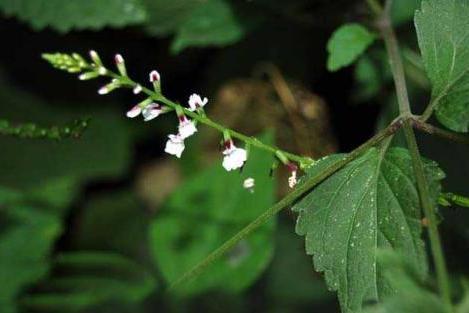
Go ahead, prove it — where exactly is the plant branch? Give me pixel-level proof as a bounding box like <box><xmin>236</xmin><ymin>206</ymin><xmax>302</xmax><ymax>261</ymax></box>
<box><xmin>366</xmin><ymin>0</ymin><xmax>383</xmax><ymax>15</ymax></box>
<box><xmin>378</xmin><ymin>11</ymin><xmax>411</xmax><ymax>115</ymax></box>
<box><xmin>412</xmin><ymin>119</ymin><xmax>469</xmax><ymax>146</ymax></box>
<box><xmin>403</xmin><ymin>123</ymin><xmax>453</xmax><ymax>312</ymax></box>
<box><xmin>111</xmin><ymin>74</ymin><xmax>313</xmax><ymax>167</ymax></box>
<box><xmin>373</xmin><ymin>1</ymin><xmax>453</xmax><ymax>310</ymax></box>
<box><xmin>168</xmin><ymin>120</ymin><xmax>401</xmax><ymax>291</ymax></box>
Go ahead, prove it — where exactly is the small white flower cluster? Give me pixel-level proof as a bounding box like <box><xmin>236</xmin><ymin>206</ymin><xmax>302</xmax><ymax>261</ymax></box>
<box><xmin>90</xmin><ymin>52</ymin><xmax>304</xmax><ymax>190</ymax></box>
<box><xmin>95</xmin><ymin>52</ymin><xmax>249</xmax><ymax>173</ymax></box>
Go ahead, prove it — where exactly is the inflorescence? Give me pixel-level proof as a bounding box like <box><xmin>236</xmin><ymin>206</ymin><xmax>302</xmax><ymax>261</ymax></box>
<box><xmin>42</xmin><ymin>51</ymin><xmax>314</xmax><ymax>189</ymax></box>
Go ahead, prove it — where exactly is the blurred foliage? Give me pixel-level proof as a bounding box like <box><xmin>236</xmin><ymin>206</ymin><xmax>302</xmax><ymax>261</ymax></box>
<box><xmin>150</xmin><ymin>133</ymin><xmax>276</xmax><ymax>295</ymax></box>
<box><xmin>21</xmin><ymin>251</ymin><xmax>156</xmax><ymax>312</ymax></box>
<box><xmin>0</xmin><ymin>0</ymin><xmax>147</xmax><ymax>32</ymax></box>
<box><xmin>0</xmin><ymin>72</ymin><xmax>131</xmax><ymax>190</ymax></box>
<box><xmin>0</xmin><ymin>188</ymin><xmax>62</xmax><ymax>313</ymax></box>
<box><xmin>363</xmin><ymin>250</ymin><xmax>446</xmax><ymax>313</ymax></box>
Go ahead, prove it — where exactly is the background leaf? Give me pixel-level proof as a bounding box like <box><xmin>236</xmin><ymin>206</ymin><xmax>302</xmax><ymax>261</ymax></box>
<box><xmin>0</xmin><ymin>73</ymin><xmax>131</xmax><ymax>190</ymax></box>
<box><xmin>327</xmin><ymin>23</ymin><xmax>376</xmax><ymax>72</ymax></box>
<box><xmin>292</xmin><ymin>147</ymin><xmax>444</xmax><ymax>313</ymax></box>
<box><xmin>170</xmin><ymin>0</ymin><xmax>249</xmax><ymax>53</ymax></box>
<box><xmin>150</xmin><ymin>132</ymin><xmax>276</xmax><ymax>295</ymax></box>
<box><xmin>363</xmin><ymin>250</ymin><xmax>446</xmax><ymax>313</ymax></box>
<box><xmin>415</xmin><ymin>0</ymin><xmax>469</xmax><ymax>132</ymax></box>
<box><xmin>20</xmin><ymin>251</ymin><xmax>156</xmax><ymax>312</ymax></box>
<box><xmin>0</xmin><ymin>0</ymin><xmax>146</xmax><ymax>32</ymax></box>
<box><xmin>0</xmin><ymin>189</ymin><xmax>62</xmax><ymax>313</ymax></box>
<box><xmin>142</xmin><ymin>0</ymin><xmax>202</xmax><ymax>37</ymax></box>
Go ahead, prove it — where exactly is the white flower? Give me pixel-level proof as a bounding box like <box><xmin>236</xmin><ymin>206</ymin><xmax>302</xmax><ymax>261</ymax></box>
<box><xmin>142</xmin><ymin>103</ymin><xmax>163</xmax><ymax>121</ymax></box>
<box><xmin>149</xmin><ymin>70</ymin><xmax>160</xmax><ymax>82</ymax></box>
<box><xmin>222</xmin><ymin>140</ymin><xmax>247</xmax><ymax>171</ymax></box>
<box><xmin>243</xmin><ymin>177</ymin><xmax>255</xmax><ymax>192</ymax></box>
<box><xmin>188</xmin><ymin>93</ymin><xmax>208</xmax><ymax>111</ymax></box>
<box><xmin>126</xmin><ymin>105</ymin><xmax>142</xmax><ymax>118</ymax></box>
<box><xmin>165</xmin><ymin>134</ymin><xmax>185</xmax><ymax>158</ymax></box>
<box><xmin>288</xmin><ymin>171</ymin><xmax>297</xmax><ymax>188</ymax></box>
<box><xmin>178</xmin><ymin>116</ymin><xmax>197</xmax><ymax>139</ymax></box>
<box><xmin>133</xmin><ymin>84</ymin><xmax>142</xmax><ymax>94</ymax></box>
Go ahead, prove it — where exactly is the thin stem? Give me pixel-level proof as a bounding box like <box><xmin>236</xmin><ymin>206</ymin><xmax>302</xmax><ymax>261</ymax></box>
<box><xmin>168</xmin><ymin>120</ymin><xmax>401</xmax><ymax>291</ymax></box>
<box><xmin>378</xmin><ymin>15</ymin><xmax>411</xmax><ymax>115</ymax></box>
<box><xmin>403</xmin><ymin>122</ymin><xmax>453</xmax><ymax>312</ymax></box>
<box><xmin>366</xmin><ymin>0</ymin><xmax>383</xmax><ymax>15</ymax></box>
<box><xmin>412</xmin><ymin>119</ymin><xmax>469</xmax><ymax>146</ymax></box>
<box><xmin>374</xmin><ymin>0</ymin><xmax>453</xmax><ymax>310</ymax></box>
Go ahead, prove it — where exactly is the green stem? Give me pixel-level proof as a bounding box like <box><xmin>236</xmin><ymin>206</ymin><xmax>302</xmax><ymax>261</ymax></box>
<box><xmin>403</xmin><ymin>123</ymin><xmax>453</xmax><ymax>312</ymax></box>
<box><xmin>366</xmin><ymin>0</ymin><xmax>383</xmax><ymax>15</ymax></box>
<box><xmin>168</xmin><ymin>120</ymin><xmax>400</xmax><ymax>291</ymax></box>
<box><xmin>374</xmin><ymin>1</ymin><xmax>453</xmax><ymax>310</ymax></box>
<box><xmin>379</xmin><ymin>17</ymin><xmax>411</xmax><ymax>115</ymax></box>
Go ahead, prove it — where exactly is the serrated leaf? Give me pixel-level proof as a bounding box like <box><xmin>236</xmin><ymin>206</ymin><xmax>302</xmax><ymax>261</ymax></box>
<box><xmin>0</xmin><ymin>190</ymin><xmax>62</xmax><ymax>313</ymax></box>
<box><xmin>150</xmin><ymin>133</ymin><xmax>276</xmax><ymax>296</ymax></box>
<box><xmin>0</xmin><ymin>0</ymin><xmax>146</xmax><ymax>33</ymax></box>
<box><xmin>292</xmin><ymin>147</ymin><xmax>444</xmax><ymax>313</ymax></box>
<box><xmin>20</xmin><ymin>251</ymin><xmax>156</xmax><ymax>312</ymax></box>
<box><xmin>170</xmin><ymin>0</ymin><xmax>247</xmax><ymax>53</ymax></box>
<box><xmin>415</xmin><ymin>0</ymin><xmax>469</xmax><ymax>132</ymax></box>
<box><xmin>327</xmin><ymin>23</ymin><xmax>376</xmax><ymax>72</ymax></box>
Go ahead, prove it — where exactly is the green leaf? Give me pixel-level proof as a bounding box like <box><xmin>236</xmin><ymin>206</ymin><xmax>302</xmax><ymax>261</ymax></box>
<box><xmin>266</xmin><ymin>220</ymin><xmax>332</xmax><ymax>306</ymax></box>
<box><xmin>363</xmin><ymin>250</ymin><xmax>445</xmax><ymax>313</ymax></box>
<box><xmin>327</xmin><ymin>23</ymin><xmax>376</xmax><ymax>72</ymax></box>
<box><xmin>141</xmin><ymin>0</ymin><xmax>201</xmax><ymax>36</ymax></box>
<box><xmin>0</xmin><ymin>189</ymin><xmax>62</xmax><ymax>313</ymax></box>
<box><xmin>415</xmin><ymin>0</ymin><xmax>469</xmax><ymax>132</ymax></box>
<box><xmin>0</xmin><ymin>0</ymin><xmax>146</xmax><ymax>32</ymax></box>
<box><xmin>20</xmin><ymin>251</ymin><xmax>156</xmax><ymax>312</ymax></box>
<box><xmin>170</xmin><ymin>0</ymin><xmax>247</xmax><ymax>53</ymax></box>
<box><xmin>391</xmin><ymin>0</ymin><xmax>421</xmax><ymax>26</ymax></box>
<box><xmin>150</xmin><ymin>133</ymin><xmax>276</xmax><ymax>295</ymax></box>
<box><xmin>292</xmin><ymin>147</ymin><xmax>444</xmax><ymax>313</ymax></box>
